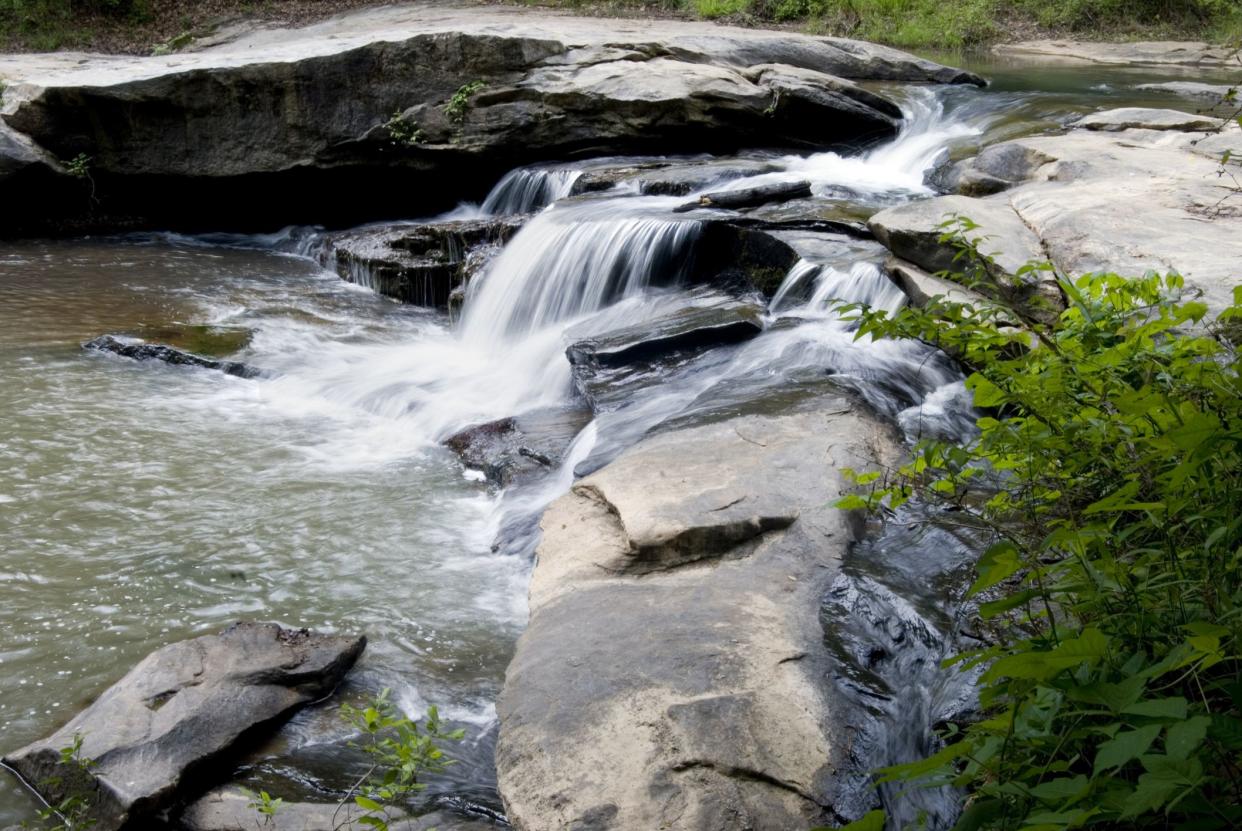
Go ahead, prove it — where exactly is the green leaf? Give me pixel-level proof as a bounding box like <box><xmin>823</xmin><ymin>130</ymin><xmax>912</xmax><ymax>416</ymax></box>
<box><xmin>834</xmin><ymin>810</ymin><xmax>886</xmax><ymax>831</ymax></box>
<box><xmin>1165</xmin><ymin>716</ymin><xmax>1209</xmax><ymax>760</ymax></box>
<box><xmin>355</xmin><ymin>796</ymin><xmax>384</xmax><ymax>812</ymax></box>
<box><xmin>1094</xmin><ymin>724</ymin><xmax>1160</xmax><ymax>774</ymax></box>
<box><xmin>969</xmin><ymin>541</ymin><xmax>1024</xmax><ymax>596</ymax></box>
<box><xmin>1123</xmin><ymin>697</ymin><xmax>1188</xmax><ymax>721</ymax></box>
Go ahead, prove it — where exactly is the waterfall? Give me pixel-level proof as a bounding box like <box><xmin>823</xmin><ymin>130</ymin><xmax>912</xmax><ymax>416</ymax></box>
<box><xmin>481</xmin><ymin>167</ymin><xmax>583</xmax><ymax>215</ymax></box>
<box><xmin>460</xmin><ymin>196</ymin><xmax>700</xmax><ymax>346</ymax></box>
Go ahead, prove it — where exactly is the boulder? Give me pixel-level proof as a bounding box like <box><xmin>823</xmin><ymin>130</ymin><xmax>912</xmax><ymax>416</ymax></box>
<box><xmin>993</xmin><ymin>40</ymin><xmax>1234</xmax><ymax>67</ymax></box>
<box><xmin>941</xmin><ymin>142</ymin><xmax>1057</xmax><ymax>196</ymax></box>
<box><xmin>83</xmin><ymin>334</ymin><xmax>260</xmax><ymax>378</ymax></box>
<box><xmin>496</xmin><ymin>396</ymin><xmax>902</xmax><ymax>830</ymax></box>
<box><xmin>870</xmin><ymin>115</ymin><xmax>1242</xmax><ymax>319</ymax></box>
<box><xmin>177</xmin><ymin>788</ymin><xmax>491</xmax><ymax>831</ymax></box>
<box><xmin>0</xmin><ymin>4</ymin><xmax>976</xmax><ymax>231</ymax></box>
<box><xmin>1074</xmin><ymin>107</ymin><xmax>1223</xmax><ymax>133</ymax></box>
<box><xmin>3</xmin><ymin>623</ymin><xmax>366</xmax><ymax>831</ymax></box>
<box><xmin>444</xmin><ymin>407</ymin><xmax>593</xmax><ymax>488</ymax></box>
<box><xmin>328</xmin><ymin>217</ymin><xmax>523</xmax><ymax>306</ymax></box>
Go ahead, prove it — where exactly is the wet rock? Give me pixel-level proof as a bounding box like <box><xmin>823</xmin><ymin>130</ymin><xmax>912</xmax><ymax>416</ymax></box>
<box><xmin>993</xmin><ymin>39</ymin><xmax>1234</xmax><ymax>67</ymax></box>
<box><xmin>946</xmin><ymin>142</ymin><xmax>1056</xmax><ymax>196</ymax></box>
<box><xmin>0</xmin><ymin>7</ymin><xmax>978</xmax><ymax>230</ymax></box>
<box><xmin>1074</xmin><ymin>107</ymin><xmax>1223</xmax><ymax>133</ymax></box>
<box><xmin>177</xmin><ymin>788</ymin><xmax>489</xmax><ymax>831</ymax></box>
<box><xmin>1136</xmin><ymin>81</ymin><xmax>1236</xmax><ymax>102</ymax></box>
<box><xmin>328</xmin><ymin>217</ymin><xmax>523</xmax><ymax>306</ymax></box>
<box><xmin>444</xmin><ymin>407</ymin><xmax>592</xmax><ymax>488</ymax></box>
<box><xmin>867</xmin><ymin>194</ymin><xmax>1063</xmax><ymax>320</ymax></box>
<box><xmin>3</xmin><ymin>623</ymin><xmax>366</xmax><ymax>831</ymax></box>
<box><xmin>0</xmin><ymin>120</ymin><xmax>53</xmax><ymax>181</ymax></box>
<box><xmin>574</xmin><ymin>157</ymin><xmax>783</xmax><ymax>197</ymax></box>
<box><xmin>673</xmin><ymin>180</ymin><xmax>813</xmax><ymax>213</ymax></box>
<box><xmin>496</xmin><ymin>397</ymin><xmax>902</xmax><ymax>830</ymax></box>
<box><xmin>690</xmin><ymin>222</ymin><xmax>802</xmax><ymax>296</ymax></box>
<box><xmin>83</xmin><ymin>334</ymin><xmax>260</xmax><ymax>378</ymax></box>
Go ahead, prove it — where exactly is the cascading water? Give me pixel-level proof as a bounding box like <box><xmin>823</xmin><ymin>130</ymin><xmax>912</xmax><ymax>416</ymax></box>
<box><xmin>480</xmin><ymin>167</ymin><xmax>583</xmax><ymax>215</ymax></box>
<box><xmin>1</xmin><ymin>80</ymin><xmax>1008</xmax><ymax>830</ymax></box>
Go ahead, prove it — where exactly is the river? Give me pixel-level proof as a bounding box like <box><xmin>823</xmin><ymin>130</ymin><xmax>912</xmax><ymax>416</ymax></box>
<box><xmin>0</xmin><ymin>58</ymin><xmax>1234</xmax><ymax>827</ymax></box>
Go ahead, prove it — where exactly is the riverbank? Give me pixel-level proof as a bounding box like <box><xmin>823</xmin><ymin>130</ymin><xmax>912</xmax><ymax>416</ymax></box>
<box><xmin>2</xmin><ymin>0</ymin><xmax>1240</xmax><ymax>53</ymax></box>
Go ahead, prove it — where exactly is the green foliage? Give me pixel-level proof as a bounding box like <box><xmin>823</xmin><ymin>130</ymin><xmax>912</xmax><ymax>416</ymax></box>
<box><xmin>239</xmin><ymin>788</ymin><xmax>283</xmax><ymax>824</ymax></box>
<box><xmin>0</xmin><ymin>0</ymin><xmax>151</xmax><ymax>51</ymax></box>
<box><xmin>444</xmin><ymin>81</ymin><xmax>485</xmax><ymax>124</ymax></box>
<box><xmin>27</xmin><ymin>734</ymin><xmax>97</xmax><ymax>831</ymax></box>
<box><xmin>836</xmin><ymin>231</ymin><xmax>1242</xmax><ymax>829</ymax></box>
<box><xmin>338</xmin><ymin>689</ymin><xmax>464</xmax><ymax>831</ymax></box>
<box><xmin>385</xmin><ymin>111</ymin><xmax>424</xmax><ymax>147</ymax></box>
<box><xmin>151</xmin><ymin>29</ymin><xmax>193</xmax><ymax>56</ymax></box>
<box><xmin>241</xmin><ymin>689</ymin><xmax>463</xmax><ymax>831</ymax></box>
<box><xmin>62</xmin><ymin>153</ymin><xmax>91</xmax><ymax>179</ymax></box>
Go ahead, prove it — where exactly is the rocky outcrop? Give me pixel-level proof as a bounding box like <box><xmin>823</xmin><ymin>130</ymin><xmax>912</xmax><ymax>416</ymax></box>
<box><xmin>0</xmin><ymin>4</ymin><xmax>977</xmax><ymax>232</ymax></box>
<box><xmin>83</xmin><ymin>334</ymin><xmax>260</xmax><ymax>378</ymax></box>
<box><xmin>3</xmin><ymin>623</ymin><xmax>365</xmax><ymax>831</ymax></box>
<box><xmin>994</xmin><ymin>40</ymin><xmax>1235</xmax><ymax>67</ymax></box>
<box><xmin>1136</xmin><ymin>81</ymin><xmax>1236</xmax><ymax>102</ymax></box>
<box><xmin>871</xmin><ymin>107</ymin><xmax>1242</xmax><ymax>318</ymax></box>
<box><xmin>496</xmin><ymin>396</ymin><xmax>901</xmax><ymax>830</ymax></box>
<box><xmin>328</xmin><ymin>217</ymin><xmax>523</xmax><ymax>306</ymax></box>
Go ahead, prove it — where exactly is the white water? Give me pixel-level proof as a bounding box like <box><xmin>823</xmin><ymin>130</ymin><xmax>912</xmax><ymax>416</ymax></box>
<box><xmin>480</xmin><ymin>167</ymin><xmax>583</xmax><ymax>215</ymax></box>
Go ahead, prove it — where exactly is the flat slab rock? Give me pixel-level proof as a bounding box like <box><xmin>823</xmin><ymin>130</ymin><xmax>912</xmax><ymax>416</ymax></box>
<box><xmin>872</xmin><ymin>108</ymin><xmax>1242</xmax><ymax>319</ymax></box>
<box><xmin>1074</xmin><ymin>107</ymin><xmax>1223</xmax><ymax>132</ymax></box>
<box><xmin>4</xmin><ymin>623</ymin><xmax>365</xmax><ymax>831</ymax></box>
<box><xmin>993</xmin><ymin>39</ymin><xmax>1235</xmax><ymax>67</ymax></box>
<box><xmin>496</xmin><ymin>397</ymin><xmax>902</xmax><ymax>830</ymax></box>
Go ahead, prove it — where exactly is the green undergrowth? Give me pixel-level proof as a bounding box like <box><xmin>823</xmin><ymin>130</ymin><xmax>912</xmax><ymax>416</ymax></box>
<box><xmin>828</xmin><ymin>224</ymin><xmax>1242</xmax><ymax>830</ymax></box>
<box><xmin>534</xmin><ymin>0</ymin><xmax>1242</xmax><ymax>48</ymax></box>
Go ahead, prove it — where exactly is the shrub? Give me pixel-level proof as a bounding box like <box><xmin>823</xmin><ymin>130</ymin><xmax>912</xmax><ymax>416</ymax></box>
<box><xmin>834</xmin><ymin>231</ymin><xmax>1242</xmax><ymax>829</ymax></box>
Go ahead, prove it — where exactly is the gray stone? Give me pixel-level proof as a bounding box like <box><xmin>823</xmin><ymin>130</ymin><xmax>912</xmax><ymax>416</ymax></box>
<box><xmin>870</xmin><ymin>118</ymin><xmax>1242</xmax><ymax>320</ymax></box>
<box><xmin>1074</xmin><ymin>107</ymin><xmax>1223</xmax><ymax>133</ymax></box>
<box><xmin>3</xmin><ymin>623</ymin><xmax>366</xmax><ymax>831</ymax></box>
<box><xmin>444</xmin><ymin>407</ymin><xmax>593</xmax><ymax>488</ymax></box>
<box><xmin>0</xmin><ymin>6</ymin><xmax>976</xmax><ymax>228</ymax></box>
<box><xmin>673</xmin><ymin>180</ymin><xmax>813</xmax><ymax>213</ymax></box>
<box><xmin>496</xmin><ymin>398</ymin><xmax>902</xmax><ymax>830</ymax></box>
<box><xmin>952</xmin><ymin>142</ymin><xmax>1056</xmax><ymax>196</ymax></box>
<box><xmin>573</xmin><ymin>157</ymin><xmax>783</xmax><ymax>197</ymax></box>
<box><xmin>328</xmin><ymin>217</ymin><xmax>523</xmax><ymax>307</ymax></box>
<box><xmin>993</xmin><ymin>39</ymin><xmax>1234</xmax><ymax>67</ymax></box>
<box><xmin>83</xmin><ymin>334</ymin><xmax>260</xmax><ymax>378</ymax></box>
<box><xmin>1136</xmin><ymin>81</ymin><xmax>1236</xmax><ymax>102</ymax></box>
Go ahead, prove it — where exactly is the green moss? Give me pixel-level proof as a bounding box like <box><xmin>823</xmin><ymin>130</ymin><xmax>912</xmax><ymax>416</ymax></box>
<box><xmin>138</xmin><ymin>324</ymin><xmax>252</xmax><ymax>357</ymax></box>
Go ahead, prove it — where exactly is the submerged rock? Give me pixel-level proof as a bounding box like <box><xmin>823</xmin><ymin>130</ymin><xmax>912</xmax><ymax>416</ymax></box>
<box><xmin>1135</xmin><ymin>81</ymin><xmax>1236</xmax><ymax>102</ymax></box>
<box><xmin>993</xmin><ymin>39</ymin><xmax>1234</xmax><ymax>67</ymax></box>
<box><xmin>444</xmin><ymin>407</ymin><xmax>592</xmax><ymax>488</ymax></box>
<box><xmin>1074</xmin><ymin>107</ymin><xmax>1222</xmax><ymax>132</ymax></box>
<box><xmin>0</xmin><ymin>5</ymin><xmax>977</xmax><ymax>231</ymax></box>
<box><xmin>83</xmin><ymin>334</ymin><xmax>260</xmax><ymax>378</ymax></box>
<box><xmin>3</xmin><ymin>623</ymin><xmax>366</xmax><ymax>831</ymax></box>
<box><xmin>328</xmin><ymin>217</ymin><xmax>523</xmax><ymax>306</ymax></box>
<box><xmin>496</xmin><ymin>396</ymin><xmax>902</xmax><ymax>830</ymax></box>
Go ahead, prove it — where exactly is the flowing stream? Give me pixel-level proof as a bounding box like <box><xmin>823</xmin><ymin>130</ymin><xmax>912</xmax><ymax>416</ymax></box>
<box><xmin>0</xmin><ymin>58</ymin><xmax>1229</xmax><ymax>828</ymax></box>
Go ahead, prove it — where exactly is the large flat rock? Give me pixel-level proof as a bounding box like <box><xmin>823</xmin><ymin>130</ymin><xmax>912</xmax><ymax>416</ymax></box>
<box><xmin>870</xmin><ymin>109</ymin><xmax>1242</xmax><ymax>318</ymax></box>
<box><xmin>0</xmin><ymin>4</ymin><xmax>976</xmax><ymax>231</ymax></box>
<box><xmin>3</xmin><ymin>623</ymin><xmax>365</xmax><ymax>831</ymax></box>
<box><xmin>496</xmin><ymin>397</ymin><xmax>902</xmax><ymax>830</ymax></box>
<box><xmin>994</xmin><ymin>40</ymin><xmax>1234</xmax><ymax>67</ymax></box>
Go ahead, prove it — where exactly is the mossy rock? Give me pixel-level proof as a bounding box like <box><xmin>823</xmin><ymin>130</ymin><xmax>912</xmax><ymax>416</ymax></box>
<box><xmin>136</xmin><ymin>324</ymin><xmax>252</xmax><ymax>357</ymax></box>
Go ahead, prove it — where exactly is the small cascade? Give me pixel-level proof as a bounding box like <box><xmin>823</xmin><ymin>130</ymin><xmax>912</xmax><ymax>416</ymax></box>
<box><xmin>481</xmin><ymin>167</ymin><xmax>583</xmax><ymax>215</ymax></box>
<box><xmin>460</xmin><ymin>197</ymin><xmax>700</xmax><ymax>346</ymax></box>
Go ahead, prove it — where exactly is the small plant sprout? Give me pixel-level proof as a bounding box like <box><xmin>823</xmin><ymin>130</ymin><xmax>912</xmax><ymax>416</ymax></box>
<box><xmin>444</xmin><ymin>81</ymin><xmax>485</xmax><ymax>124</ymax></box>
<box><xmin>239</xmin><ymin>787</ymin><xmax>284</xmax><ymax>825</ymax></box>
<box><xmin>32</xmin><ymin>734</ymin><xmax>97</xmax><ymax>831</ymax></box>
<box><xmin>385</xmin><ymin>111</ymin><xmax>424</xmax><ymax>147</ymax></box>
